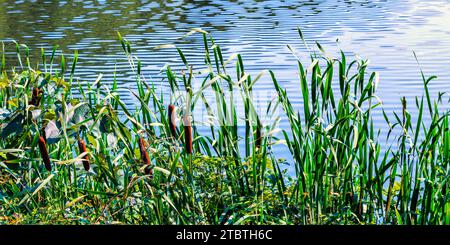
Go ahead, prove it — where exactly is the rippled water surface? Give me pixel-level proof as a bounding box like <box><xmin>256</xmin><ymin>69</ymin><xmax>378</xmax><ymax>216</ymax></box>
<box><xmin>1</xmin><ymin>0</ymin><xmax>450</xmax><ymax>158</ymax></box>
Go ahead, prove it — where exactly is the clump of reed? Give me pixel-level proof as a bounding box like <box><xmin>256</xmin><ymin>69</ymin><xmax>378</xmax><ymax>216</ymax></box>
<box><xmin>0</xmin><ymin>29</ymin><xmax>448</xmax><ymax>225</ymax></box>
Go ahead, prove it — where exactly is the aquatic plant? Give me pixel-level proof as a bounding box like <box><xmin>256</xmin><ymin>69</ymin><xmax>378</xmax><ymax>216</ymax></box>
<box><xmin>0</xmin><ymin>29</ymin><xmax>448</xmax><ymax>225</ymax></box>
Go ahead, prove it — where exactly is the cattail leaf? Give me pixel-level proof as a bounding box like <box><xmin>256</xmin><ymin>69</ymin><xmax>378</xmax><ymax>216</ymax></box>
<box><xmin>352</xmin><ymin>126</ymin><xmax>359</xmax><ymax>149</ymax></box>
<box><xmin>87</xmin><ymin>134</ymin><xmax>99</xmax><ymax>151</ymax></box>
<box><xmin>36</xmin><ymin>75</ymin><xmax>48</xmax><ymax>88</ymax></box>
<box><xmin>297</xmin><ymin>26</ymin><xmax>304</xmax><ymax>42</ymax></box>
<box><xmin>126</xmin><ymin>41</ymin><xmax>131</xmax><ymax>54</ymax></box>
<box><xmin>1</xmin><ymin>112</ymin><xmax>24</xmax><ymax>138</ymax></box>
<box><xmin>117</xmin><ymin>32</ymin><xmax>126</xmax><ymax>53</ymax></box>
<box><xmin>63</xmin><ymin>103</ymin><xmax>75</xmax><ymax>124</ymax></box>
<box><xmin>73</xmin><ymin>103</ymin><xmax>90</xmax><ymax>123</ymax></box>
<box><xmin>60</xmin><ymin>53</ymin><xmax>66</xmax><ymax>74</ymax></box>
<box><xmin>99</xmin><ymin>115</ymin><xmax>112</xmax><ymax>133</ymax></box>
<box><xmin>153</xmin><ymin>166</ymin><xmax>171</xmax><ymax>176</ymax></box>
<box><xmin>18</xmin><ymin>174</ymin><xmax>54</xmax><ymax>206</ymax></box>
<box><xmin>44</xmin><ymin>109</ymin><xmax>57</xmax><ymax>121</ymax></box>
<box><xmin>149</xmin><ymin>122</ymin><xmax>163</xmax><ymax>127</ymax></box>
<box><xmin>177</xmin><ymin>48</ymin><xmax>188</xmax><ymax>67</ymax></box>
<box><xmin>316</xmin><ymin>41</ymin><xmax>325</xmax><ymax>53</ymax></box>
<box><xmin>70</xmin><ymin>50</ymin><xmax>78</xmax><ymax>76</ymax></box>
<box><xmin>66</xmin><ymin>195</ymin><xmax>87</xmax><ymax>208</ymax></box>
<box><xmin>395</xmin><ymin>207</ymin><xmax>403</xmax><ymax>225</ymax></box>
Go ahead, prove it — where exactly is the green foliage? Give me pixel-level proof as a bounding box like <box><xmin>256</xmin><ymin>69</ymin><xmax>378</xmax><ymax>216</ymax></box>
<box><xmin>0</xmin><ymin>30</ymin><xmax>449</xmax><ymax>225</ymax></box>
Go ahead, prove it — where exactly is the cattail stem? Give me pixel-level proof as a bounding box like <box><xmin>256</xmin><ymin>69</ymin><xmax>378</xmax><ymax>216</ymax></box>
<box><xmin>183</xmin><ymin>116</ymin><xmax>193</xmax><ymax>154</ymax></box>
<box><xmin>38</xmin><ymin>136</ymin><xmax>51</xmax><ymax>171</ymax></box>
<box><xmin>138</xmin><ymin>137</ymin><xmax>152</xmax><ymax>176</ymax></box>
<box><xmin>168</xmin><ymin>104</ymin><xmax>177</xmax><ymax>139</ymax></box>
<box><xmin>78</xmin><ymin>139</ymin><xmax>90</xmax><ymax>171</ymax></box>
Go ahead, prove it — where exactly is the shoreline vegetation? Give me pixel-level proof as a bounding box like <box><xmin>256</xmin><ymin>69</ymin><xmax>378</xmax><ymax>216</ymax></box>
<box><xmin>0</xmin><ymin>29</ymin><xmax>449</xmax><ymax>224</ymax></box>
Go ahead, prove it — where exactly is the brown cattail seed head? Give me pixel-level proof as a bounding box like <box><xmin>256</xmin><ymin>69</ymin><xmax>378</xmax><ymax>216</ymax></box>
<box><xmin>38</xmin><ymin>136</ymin><xmax>51</xmax><ymax>171</ymax></box>
<box><xmin>30</xmin><ymin>87</ymin><xmax>42</xmax><ymax>106</ymax></box>
<box><xmin>138</xmin><ymin>137</ymin><xmax>152</xmax><ymax>177</ymax></box>
<box><xmin>255</xmin><ymin>125</ymin><xmax>262</xmax><ymax>149</ymax></box>
<box><xmin>41</xmin><ymin>126</ymin><xmax>47</xmax><ymax>143</ymax></box>
<box><xmin>168</xmin><ymin>104</ymin><xmax>177</xmax><ymax>139</ymax></box>
<box><xmin>78</xmin><ymin>139</ymin><xmax>90</xmax><ymax>171</ymax></box>
<box><xmin>183</xmin><ymin>116</ymin><xmax>193</xmax><ymax>154</ymax></box>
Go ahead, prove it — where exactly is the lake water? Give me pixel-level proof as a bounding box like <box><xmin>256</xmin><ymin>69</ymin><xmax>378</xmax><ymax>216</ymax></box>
<box><xmin>1</xmin><ymin>0</ymin><xmax>450</xmax><ymax>160</ymax></box>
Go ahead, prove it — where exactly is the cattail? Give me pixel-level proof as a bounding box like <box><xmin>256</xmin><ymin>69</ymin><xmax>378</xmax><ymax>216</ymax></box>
<box><xmin>183</xmin><ymin>116</ymin><xmax>193</xmax><ymax>154</ymax></box>
<box><xmin>38</xmin><ymin>136</ymin><xmax>52</xmax><ymax>171</ymax></box>
<box><xmin>168</xmin><ymin>104</ymin><xmax>177</xmax><ymax>139</ymax></box>
<box><xmin>30</xmin><ymin>87</ymin><xmax>41</xmax><ymax>106</ymax></box>
<box><xmin>77</xmin><ymin>139</ymin><xmax>90</xmax><ymax>171</ymax></box>
<box><xmin>138</xmin><ymin>137</ymin><xmax>152</xmax><ymax>177</ymax></box>
<box><xmin>255</xmin><ymin>124</ymin><xmax>262</xmax><ymax>149</ymax></box>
